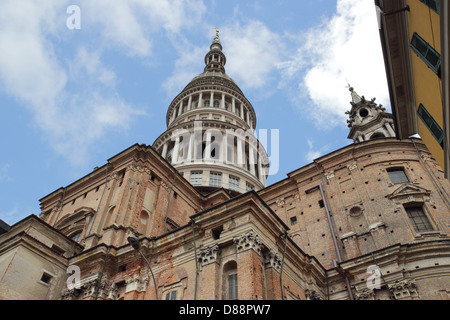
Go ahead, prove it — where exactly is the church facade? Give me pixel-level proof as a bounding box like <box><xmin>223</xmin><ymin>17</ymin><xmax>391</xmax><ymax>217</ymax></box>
<box><xmin>1</xmin><ymin>33</ymin><xmax>450</xmax><ymax>300</ymax></box>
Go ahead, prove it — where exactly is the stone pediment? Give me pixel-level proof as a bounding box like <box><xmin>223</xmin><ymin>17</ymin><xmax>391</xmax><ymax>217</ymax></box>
<box><xmin>387</xmin><ymin>184</ymin><xmax>431</xmax><ymax>201</ymax></box>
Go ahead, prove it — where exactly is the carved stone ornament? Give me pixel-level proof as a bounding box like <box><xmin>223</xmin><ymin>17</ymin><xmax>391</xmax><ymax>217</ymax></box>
<box><xmin>347</xmin><ymin>162</ymin><xmax>358</xmax><ymax>171</ymax></box>
<box><xmin>233</xmin><ymin>230</ymin><xmax>263</xmax><ymax>255</ymax></box>
<box><xmin>354</xmin><ymin>288</ymin><xmax>375</xmax><ymax>300</ymax></box>
<box><xmin>276</xmin><ymin>198</ymin><xmax>285</xmax><ymax>207</ymax></box>
<box><xmin>265</xmin><ymin>249</ymin><xmax>282</xmax><ymax>272</ymax></box>
<box><xmin>325</xmin><ymin>171</ymin><xmax>335</xmax><ymax>180</ymax></box>
<box><xmin>388</xmin><ymin>279</ymin><xmax>418</xmax><ymax>299</ymax></box>
<box><xmin>125</xmin><ymin>272</ymin><xmax>149</xmax><ymax>293</ymax></box>
<box><xmin>61</xmin><ymin>278</ymin><xmax>118</xmax><ymax>300</ymax></box>
<box><xmin>198</xmin><ymin>244</ymin><xmax>220</xmax><ymax>266</ymax></box>
<box><xmin>305</xmin><ymin>289</ymin><xmax>323</xmax><ymax>300</ymax></box>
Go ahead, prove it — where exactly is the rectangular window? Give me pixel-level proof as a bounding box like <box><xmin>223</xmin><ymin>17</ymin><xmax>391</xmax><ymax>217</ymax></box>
<box><xmin>246</xmin><ymin>183</ymin><xmax>254</xmax><ymax>192</ymax></box>
<box><xmin>419</xmin><ymin>0</ymin><xmax>440</xmax><ymax>13</ymax></box>
<box><xmin>228</xmin><ymin>273</ymin><xmax>238</xmax><ymax>300</ymax></box>
<box><xmin>190</xmin><ymin>171</ymin><xmax>203</xmax><ymax>186</ymax></box>
<box><xmin>410</xmin><ymin>32</ymin><xmax>441</xmax><ymax>76</ymax></box>
<box><xmin>228</xmin><ymin>176</ymin><xmax>240</xmax><ymax>191</ymax></box>
<box><xmin>290</xmin><ymin>216</ymin><xmax>297</xmax><ymax>226</ymax></box>
<box><xmin>387</xmin><ymin>168</ymin><xmax>409</xmax><ymax>184</ymax></box>
<box><xmin>40</xmin><ymin>272</ymin><xmax>52</xmax><ymax>284</ymax></box>
<box><xmin>417</xmin><ymin>104</ymin><xmax>444</xmax><ymax>148</ymax></box>
<box><xmin>209</xmin><ymin>172</ymin><xmax>222</xmax><ymax>188</ymax></box>
<box><xmin>165</xmin><ymin>290</ymin><xmax>177</xmax><ymax>300</ymax></box>
<box><xmin>405</xmin><ymin>205</ymin><xmax>434</xmax><ymax>233</ymax></box>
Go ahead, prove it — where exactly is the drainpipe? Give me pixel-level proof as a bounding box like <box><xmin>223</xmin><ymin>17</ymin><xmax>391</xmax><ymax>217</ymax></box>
<box><xmin>306</xmin><ymin>180</ymin><xmax>354</xmax><ymax>300</ymax></box>
<box><xmin>319</xmin><ymin>184</ymin><xmax>354</xmax><ymax>300</ymax></box>
<box><xmin>411</xmin><ymin>138</ymin><xmax>450</xmax><ymax>206</ymax></box>
<box><xmin>370</xmin><ymin>253</ymin><xmax>395</xmax><ymax>300</ymax></box>
<box><xmin>53</xmin><ymin>187</ymin><xmax>66</xmax><ymax>227</ymax></box>
<box><xmin>85</xmin><ymin>163</ymin><xmax>110</xmax><ymax>242</ymax></box>
<box><xmin>94</xmin><ymin>245</ymin><xmax>110</xmax><ymax>300</ymax></box>
<box><xmin>280</xmin><ymin>233</ymin><xmax>288</xmax><ymax>300</ymax></box>
<box><xmin>163</xmin><ymin>169</ymin><xmax>179</xmax><ymax>233</ymax></box>
<box><xmin>191</xmin><ymin>218</ymin><xmax>199</xmax><ymax>300</ymax></box>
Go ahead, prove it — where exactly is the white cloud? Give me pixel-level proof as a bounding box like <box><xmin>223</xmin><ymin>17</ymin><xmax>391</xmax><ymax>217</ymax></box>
<box><xmin>221</xmin><ymin>20</ymin><xmax>282</xmax><ymax>89</ymax></box>
<box><xmin>0</xmin><ymin>164</ymin><xmax>12</xmax><ymax>183</ymax></box>
<box><xmin>305</xmin><ymin>139</ymin><xmax>330</xmax><ymax>162</ymax></box>
<box><xmin>0</xmin><ymin>0</ymin><xmax>206</xmax><ymax>167</ymax></box>
<box><xmin>81</xmin><ymin>0</ymin><xmax>206</xmax><ymax>57</ymax></box>
<box><xmin>279</xmin><ymin>0</ymin><xmax>390</xmax><ymax>129</ymax></box>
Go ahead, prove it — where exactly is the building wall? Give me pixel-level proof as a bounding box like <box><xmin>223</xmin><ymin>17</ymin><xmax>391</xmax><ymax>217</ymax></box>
<box><xmin>406</xmin><ymin>0</ymin><xmax>444</xmax><ymax>170</ymax></box>
<box><xmin>259</xmin><ymin>138</ymin><xmax>450</xmax><ymax>270</ymax></box>
<box><xmin>39</xmin><ymin>145</ymin><xmax>205</xmax><ymax>251</ymax></box>
<box><xmin>0</xmin><ymin>216</ymin><xmax>83</xmax><ymax>300</ymax></box>
<box><xmin>60</xmin><ymin>193</ymin><xmax>327</xmax><ymax>301</ymax></box>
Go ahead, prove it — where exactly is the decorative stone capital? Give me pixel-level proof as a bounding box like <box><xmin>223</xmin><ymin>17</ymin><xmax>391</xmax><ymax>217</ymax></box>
<box><xmin>265</xmin><ymin>249</ymin><xmax>282</xmax><ymax>272</ymax></box>
<box><xmin>198</xmin><ymin>244</ymin><xmax>220</xmax><ymax>266</ymax></box>
<box><xmin>388</xmin><ymin>279</ymin><xmax>418</xmax><ymax>299</ymax></box>
<box><xmin>354</xmin><ymin>288</ymin><xmax>375</xmax><ymax>300</ymax></box>
<box><xmin>125</xmin><ymin>273</ymin><xmax>149</xmax><ymax>293</ymax></box>
<box><xmin>233</xmin><ymin>230</ymin><xmax>262</xmax><ymax>256</ymax></box>
<box><xmin>305</xmin><ymin>289</ymin><xmax>324</xmax><ymax>300</ymax></box>
<box><xmin>61</xmin><ymin>276</ymin><xmax>118</xmax><ymax>300</ymax></box>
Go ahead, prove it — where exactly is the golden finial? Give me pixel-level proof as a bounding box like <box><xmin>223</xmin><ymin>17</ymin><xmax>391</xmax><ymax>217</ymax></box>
<box><xmin>215</xmin><ymin>27</ymin><xmax>219</xmax><ymax>37</ymax></box>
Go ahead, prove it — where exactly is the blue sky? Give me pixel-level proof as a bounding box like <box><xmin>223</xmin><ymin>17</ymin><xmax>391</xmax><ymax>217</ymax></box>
<box><xmin>0</xmin><ymin>0</ymin><xmax>389</xmax><ymax>225</ymax></box>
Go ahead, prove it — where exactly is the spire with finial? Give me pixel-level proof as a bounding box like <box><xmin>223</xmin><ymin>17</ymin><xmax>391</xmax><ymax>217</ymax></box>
<box><xmin>346</xmin><ymin>82</ymin><xmax>363</xmax><ymax>105</ymax></box>
<box><xmin>345</xmin><ymin>83</ymin><xmax>396</xmax><ymax>143</ymax></box>
<box><xmin>204</xmin><ymin>27</ymin><xmax>226</xmax><ymax>73</ymax></box>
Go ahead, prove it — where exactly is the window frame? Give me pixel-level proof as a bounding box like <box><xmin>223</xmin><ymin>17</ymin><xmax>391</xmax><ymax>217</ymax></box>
<box><xmin>228</xmin><ymin>176</ymin><xmax>240</xmax><ymax>192</ymax></box>
<box><xmin>190</xmin><ymin>171</ymin><xmax>203</xmax><ymax>186</ymax></box>
<box><xmin>404</xmin><ymin>204</ymin><xmax>434</xmax><ymax>233</ymax></box>
<box><xmin>418</xmin><ymin>0</ymin><xmax>440</xmax><ymax>14</ymax></box>
<box><xmin>209</xmin><ymin>172</ymin><xmax>222</xmax><ymax>188</ymax></box>
<box><xmin>387</xmin><ymin>168</ymin><xmax>410</xmax><ymax>184</ymax></box>
<box><xmin>290</xmin><ymin>216</ymin><xmax>298</xmax><ymax>226</ymax></box>
<box><xmin>410</xmin><ymin>32</ymin><xmax>441</xmax><ymax>76</ymax></box>
<box><xmin>417</xmin><ymin>103</ymin><xmax>444</xmax><ymax>147</ymax></box>
<box><xmin>165</xmin><ymin>290</ymin><xmax>178</xmax><ymax>300</ymax></box>
<box><xmin>227</xmin><ymin>273</ymin><xmax>238</xmax><ymax>300</ymax></box>
<box><xmin>70</xmin><ymin>231</ymin><xmax>82</xmax><ymax>243</ymax></box>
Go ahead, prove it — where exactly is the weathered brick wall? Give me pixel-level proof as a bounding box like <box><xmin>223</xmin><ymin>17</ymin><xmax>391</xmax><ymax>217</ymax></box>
<box><xmin>260</xmin><ymin>139</ymin><xmax>450</xmax><ymax>270</ymax></box>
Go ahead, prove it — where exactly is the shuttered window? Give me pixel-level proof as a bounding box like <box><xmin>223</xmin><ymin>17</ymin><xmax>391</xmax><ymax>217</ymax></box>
<box><xmin>417</xmin><ymin>104</ymin><xmax>444</xmax><ymax>148</ymax></box>
<box><xmin>419</xmin><ymin>0</ymin><xmax>440</xmax><ymax>14</ymax></box>
<box><xmin>410</xmin><ymin>32</ymin><xmax>441</xmax><ymax>76</ymax></box>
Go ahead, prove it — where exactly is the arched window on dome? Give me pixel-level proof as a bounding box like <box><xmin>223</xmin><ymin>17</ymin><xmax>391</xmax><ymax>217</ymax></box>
<box><xmin>204</xmin><ymin>100</ymin><xmax>210</xmax><ymax>108</ymax></box>
<box><xmin>70</xmin><ymin>231</ymin><xmax>82</xmax><ymax>243</ymax></box>
<box><xmin>370</xmin><ymin>132</ymin><xmax>385</xmax><ymax>140</ymax></box>
<box><xmin>213</xmin><ymin>100</ymin><xmax>220</xmax><ymax>108</ymax></box>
